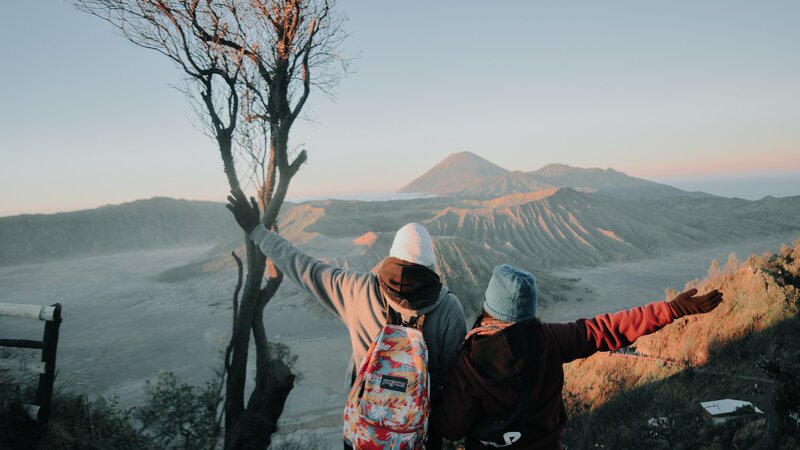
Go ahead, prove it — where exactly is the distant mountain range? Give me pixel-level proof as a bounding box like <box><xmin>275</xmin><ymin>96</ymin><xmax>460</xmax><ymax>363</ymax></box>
<box><xmin>400</xmin><ymin>151</ymin><xmax>711</xmax><ymax>200</ymax></box>
<box><xmin>0</xmin><ymin>198</ymin><xmax>236</xmax><ymax>266</ymax></box>
<box><xmin>2</xmin><ymin>154</ymin><xmax>798</xmax><ymax>317</ymax></box>
<box><xmin>275</xmin><ymin>187</ymin><xmax>800</xmax><ymax>316</ymax></box>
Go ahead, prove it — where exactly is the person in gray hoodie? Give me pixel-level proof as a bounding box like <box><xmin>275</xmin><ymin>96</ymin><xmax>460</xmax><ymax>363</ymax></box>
<box><xmin>226</xmin><ymin>189</ymin><xmax>467</xmax><ymax>449</ymax></box>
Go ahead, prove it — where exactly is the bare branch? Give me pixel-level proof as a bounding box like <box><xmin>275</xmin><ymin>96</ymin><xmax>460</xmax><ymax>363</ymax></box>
<box><xmin>230</xmin><ymin>250</ymin><xmax>243</xmax><ymax>333</ymax></box>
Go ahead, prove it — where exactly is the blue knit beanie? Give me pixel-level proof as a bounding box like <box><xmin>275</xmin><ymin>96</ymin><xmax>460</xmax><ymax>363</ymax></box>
<box><xmin>483</xmin><ymin>264</ymin><xmax>538</xmax><ymax>322</ymax></box>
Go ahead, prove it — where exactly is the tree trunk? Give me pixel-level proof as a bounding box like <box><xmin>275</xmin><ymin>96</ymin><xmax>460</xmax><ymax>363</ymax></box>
<box><xmin>224</xmin><ymin>156</ymin><xmax>298</xmax><ymax>449</ymax></box>
<box><xmin>225</xmin><ymin>241</ymin><xmax>266</xmax><ymax>448</ymax></box>
<box><xmin>238</xmin><ymin>346</ymin><xmax>295</xmax><ymax>449</ymax></box>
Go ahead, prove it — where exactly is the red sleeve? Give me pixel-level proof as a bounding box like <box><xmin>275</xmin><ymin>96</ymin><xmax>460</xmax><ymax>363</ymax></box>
<box><xmin>548</xmin><ymin>301</ymin><xmax>679</xmax><ymax>363</ymax></box>
<box><xmin>434</xmin><ymin>355</ymin><xmax>480</xmax><ymax>440</ymax></box>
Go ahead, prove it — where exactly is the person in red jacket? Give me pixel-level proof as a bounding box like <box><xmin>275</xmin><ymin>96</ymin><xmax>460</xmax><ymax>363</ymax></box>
<box><xmin>436</xmin><ymin>264</ymin><xmax>723</xmax><ymax>450</ymax></box>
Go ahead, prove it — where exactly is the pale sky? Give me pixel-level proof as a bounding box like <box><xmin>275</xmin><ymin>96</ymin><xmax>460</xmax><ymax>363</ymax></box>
<box><xmin>1</xmin><ymin>1</ymin><xmax>799</xmax><ymax>216</ymax></box>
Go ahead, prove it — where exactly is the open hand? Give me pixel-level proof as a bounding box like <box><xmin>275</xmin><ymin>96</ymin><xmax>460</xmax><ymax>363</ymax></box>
<box><xmin>225</xmin><ymin>189</ymin><xmax>261</xmax><ymax>234</ymax></box>
<box><xmin>668</xmin><ymin>288</ymin><xmax>724</xmax><ymax>317</ymax></box>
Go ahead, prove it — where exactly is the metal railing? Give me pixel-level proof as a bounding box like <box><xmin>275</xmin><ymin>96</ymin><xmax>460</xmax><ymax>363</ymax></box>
<box><xmin>0</xmin><ymin>302</ymin><xmax>62</xmax><ymax>425</ymax></box>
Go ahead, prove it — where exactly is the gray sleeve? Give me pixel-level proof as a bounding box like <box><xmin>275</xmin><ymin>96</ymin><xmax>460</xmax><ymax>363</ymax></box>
<box><xmin>249</xmin><ymin>225</ymin><xmax>373</xmax><ymax>323</ymax></box>
<box><xmin>430</xmin><ymin>293</ymin><xmax>468</xmax><ymax>390</ymax></box>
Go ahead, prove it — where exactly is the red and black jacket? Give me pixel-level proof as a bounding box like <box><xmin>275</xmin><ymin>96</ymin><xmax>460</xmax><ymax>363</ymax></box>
<box><xmin>435</xmin><ymin>301</ymin><xmax>681</xmax><ymax>449</ymax></box>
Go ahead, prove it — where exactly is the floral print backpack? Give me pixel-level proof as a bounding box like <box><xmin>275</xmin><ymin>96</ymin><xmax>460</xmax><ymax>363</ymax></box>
<box><xmin>343</xmin><ymin>308</ymin><xmax>430</xmax><ymax>449</ymax></box>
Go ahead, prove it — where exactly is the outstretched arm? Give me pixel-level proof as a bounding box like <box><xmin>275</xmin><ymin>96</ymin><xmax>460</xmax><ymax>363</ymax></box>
<box><xmin>226</xmin><ymin>189</ymin><xmax>371</xmax><ymax>322</ymax></box>
<box><xmin>552</xmin><ymin>288</ymin><xmax>723</xmax><ymax>363</ymax></box>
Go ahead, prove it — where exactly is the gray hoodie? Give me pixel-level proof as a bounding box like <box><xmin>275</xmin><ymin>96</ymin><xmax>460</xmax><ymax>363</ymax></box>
<box><xmin>249</xmin><ymin>225</ymin><xmax>468</xmax><ymax>388</ymax></box>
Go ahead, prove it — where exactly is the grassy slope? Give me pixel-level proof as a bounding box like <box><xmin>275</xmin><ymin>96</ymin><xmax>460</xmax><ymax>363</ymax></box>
<box><xmin>562</xmin><ymin>241</ymin><xmax>800</xmax><ymax>450</ymax></box>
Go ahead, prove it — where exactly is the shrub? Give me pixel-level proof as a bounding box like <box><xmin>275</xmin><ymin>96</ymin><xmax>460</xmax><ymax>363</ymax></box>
<box><xmin>134</xmin><ymin>370</ymin><xmax>223</xmax><ymax>450</ymax></box>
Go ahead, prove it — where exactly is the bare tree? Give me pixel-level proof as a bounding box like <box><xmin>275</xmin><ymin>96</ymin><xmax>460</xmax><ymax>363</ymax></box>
<box><xmin>74</xmin><ymin>1</ymin><xmax>346</xmax><ymax>448</ymax></box>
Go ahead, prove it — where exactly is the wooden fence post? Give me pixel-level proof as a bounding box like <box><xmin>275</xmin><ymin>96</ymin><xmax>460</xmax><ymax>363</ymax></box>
<box><xmin>0</xmin><ymin>302</ymin><xmax>62</xmax><ymax>426</ymax></box>
<box><xmin>35</xmin><ymin>303</ymin><xmax>61</xmax><ymax>424</ymax></box>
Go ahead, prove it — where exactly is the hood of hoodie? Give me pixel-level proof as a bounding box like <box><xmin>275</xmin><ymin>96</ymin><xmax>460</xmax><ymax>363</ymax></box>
<box><xmin>378</xmin><ymin>256</ymin><xmax>443</xmax><ymax>316</ymax></box>
<box><xmin>466</xmin><ymin>319</ymin><xmax>540</xmax><ymax>385</ymax></box>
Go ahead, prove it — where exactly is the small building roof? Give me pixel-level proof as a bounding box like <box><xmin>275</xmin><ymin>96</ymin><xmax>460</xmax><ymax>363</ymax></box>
<box><xmin>700</xmin><ymin>399</ymin><xmax>763</xmax><ymax>416</ymax></box>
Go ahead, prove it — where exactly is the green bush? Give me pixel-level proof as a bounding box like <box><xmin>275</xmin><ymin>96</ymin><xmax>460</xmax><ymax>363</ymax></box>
<box><xmin>0</xmin><ymin>378</ymin><xmax>150</xmax><ymax>450</ymax></box>
<box><xmin>134</xmin><ymin>370</ymin><xmax>223</xmax><ymax>450</ymax></box>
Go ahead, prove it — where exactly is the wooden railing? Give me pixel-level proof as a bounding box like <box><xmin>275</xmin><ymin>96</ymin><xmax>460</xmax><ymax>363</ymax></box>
<box><xmin>0</xmin><ymin>302</ymin><xmax>62</xmax><ymax>425</ymax></box>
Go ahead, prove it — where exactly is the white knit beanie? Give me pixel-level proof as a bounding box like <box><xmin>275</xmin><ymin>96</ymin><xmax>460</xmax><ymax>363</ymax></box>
<box><xmin>389</xmin><ymin>223</ymin><xmax>436</xmax><ymax>269</ymax></box>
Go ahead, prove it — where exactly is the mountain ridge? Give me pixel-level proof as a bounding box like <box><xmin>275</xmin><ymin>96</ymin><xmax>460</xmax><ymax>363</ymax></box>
<box><xmin>399</xmin><ymin>151</ymin><xmax>509</xmax><ymax>195</ymax></box>
<box><xmin>401</xmin><ymin>152</ymin><xmax>713</xmax><ymax>200</ymax></box>
<box><xmin>529</xmin><ymin>163</ymin><xmax>710</xmax><ymax>200</ymax></box>
<box><xmin>3</xmin><ymin>190</ymin><xmax>799</xmax><ymax>321</ymax></box>
<box><xmin>0</xmin><ymin>197</ymin><xmax>237</xmax><ymax>266</ymax></box>
<box><xmin>148</xmin><ymin>189</ymin><xmax>800</xmax><ymax>319</ymax></box>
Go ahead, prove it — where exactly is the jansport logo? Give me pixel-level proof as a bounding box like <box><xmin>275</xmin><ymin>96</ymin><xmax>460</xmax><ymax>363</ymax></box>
<box><xmin>380</xmin><ymin>375</ymin><xmax>408</xmax><ymax>392</ymax></box>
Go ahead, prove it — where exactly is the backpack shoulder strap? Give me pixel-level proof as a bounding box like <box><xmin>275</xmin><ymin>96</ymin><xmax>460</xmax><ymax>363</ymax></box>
<box><xmin>383</xmin><ymin>295</ymin><xmax>427</xmax><ymax>330</ymax></box>
<box><xmin>412</xmin><ymin>313</ymin><xmax>426</xmax><ymax>331</ymax></box>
